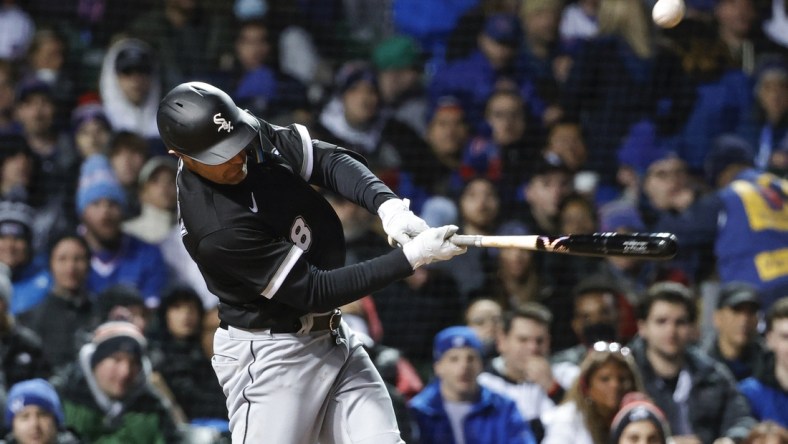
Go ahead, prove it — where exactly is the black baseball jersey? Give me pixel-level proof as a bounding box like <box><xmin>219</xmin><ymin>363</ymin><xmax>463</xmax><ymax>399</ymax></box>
<box><xmin>177</xmin><ymin>119</ymin><xmax>413</xmax><ymax>328</ymax></box>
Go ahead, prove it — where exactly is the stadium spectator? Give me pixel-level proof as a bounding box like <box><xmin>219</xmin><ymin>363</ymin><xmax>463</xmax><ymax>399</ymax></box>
<box><xmin>429</xmin><ymin>13</ymin><xmax>541</xmax><ymax>128</ymax></box>
<box><xmin>396</xmin><ymin>96</ymin><xmax>468</xmax><ymax>214</ymax></box>
<box><xmin>147</xmin><ymin>286</ymin><xmax>227</xmax><ymax>423</ymax></box>
<box><xmin>609</xmin><ymin>392</ymin><xmax>673</xmax><ymax>444</ymax></box>
<box><xmin>630</xmin><ymin>281</ymin><xmax>756</xmax><ymax>443</ymax></box>
<box><xmin>106</xmin><ymin>131</ymin><xmax>149</xmax><ymax>218</ymax></box>
<box><xmin>461</xmin><ymin>88</ymin><xmax>542</xmax><ymax>207</ymax></box>
<box><xmin>372</xmin><ymin>35</ymin><xmax>428</xmax><ymax>136</ymax></box>
<box><xmin>409</xmin><ymin>326</ymin><xmax>536</xmax><ymax>444</ymax></box>
<box><xmin>663</xmin><ymin>135</ymin><xmax>788</xmax><ymax>309</ymax></box>
<box><xmin>93</xmin><ymin>285</ymin><xmax>148</xmax><ymax>334</ymax></box>
<box><xmin>52</xmin><ymin>321</ymin><xmax>180</xmax><ymax>443</ymax></box>
<box><xmin>714</xmin><ymin>0</ymin><xmax>785</xmax><ymax>75</ymax></box>
<box><xmin>737</xmin><ymin>56</ymin><xmax>788</xmax><ymax>171</ymax></box>
<box><xmin>98</xmin><ymin>39</ymin><xmax>162</xmax><ymax>140</ymax></box>
<box><xmin>702</xmin><ymin>281</ymin><xmax>766</xmax><ymax>381</ymax></box>
<box><xmin>1</xmin><ymin>378</ymin><xmax>81</xmax><ymax>444</ymax></box>
<box><xmin>22</xmin><ymin>28</ymin><xmax>76</xmax><ymax>120</ymax></box>
<box><xmin>517</xmin><ymin>0</ymin><xmax>565</xmax><ymax>113</ymax></box>
<box><xmin>552</xmin><ymin>276</ymin><xmax>628</xmax><ymax>365</ymax></box>
<box><xmin>69</xmin><ymin>99</ymin><xmax>112</xmax><ymax>160</ymax></box>
<box><xmin>541</xmin><ymin>340</ymin><xmax>644</xmax><ymax>444</ymax></box>
<box><xmin>17</xmin><ymin>235</ymin><xmax>98</xmax><ymax>375</ymax></box>
<box><xmin>739</xmin><ymin>297</ymin><xmax>788</xmax><ymax>427</ymax></box>
<box><xmin>433</xmin><ymin>177</ymin><xmax>500</xmax><ymax>302</ymax></box>
<box><xmin>122</xmin><ymin>156</ymin><xmax>177</xmax><ymax>244</ymax></box>
<box><xmin>479</xmin><ymin>304</ymin><xmax>579</xmax><ymax>441</ymax></box>
<box><xmin>12</xmin><ymin>80</ymin><xmax>79</xmax><ymax>220</ymax></box>
<box><xmin>485</xmin><ymin>220</ymin><xmax>545</xmax><ymax>311</ymax></box>
<box><xmin>313</xmin><ymin>61</ymin><xmax>423</xmax><ymax>180</ymax></box>
<box><xmin>228</xmin><ymin>19</ymin><xmax>309</xmax><ymax>124</ymax></box>
<box><xmin>465</xmin><ymin>296</ymin><xmax>504</xmax><ymax>364</ymax></box>
<box><xmin>0</xmin><ymin>201</ymin><xmax>50</xmax><ymax>314</ymax></box>
<box><xmin>560</xmin><ymin>0</ymin><xmax>694</xmax><ymax>190</ymax></box>
<box><xmin>664</xmin><ymin>19</ymin><xmax>752</xmax><ymax>174</ymax></box>
<box><xmin>128</xmin><ymin>0</ymin><xmax>233</xmax><ymax>90</ymax></box>
<box><xmin>514</xmin><ymin>153</ymin><xmax>573</xmax><ymax>236</ymax></box>
<box><xmin>76</xmin><ymin>155</ymin><xmax>167</xmax><ymax>309</ymax></box>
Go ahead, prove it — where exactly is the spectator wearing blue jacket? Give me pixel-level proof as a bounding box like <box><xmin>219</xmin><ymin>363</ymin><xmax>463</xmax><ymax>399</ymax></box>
<box><xmin>429</xmin><ymin>14</ymin><xmax>544</xmax><ymax>131</ymax></box>
<box><xmin>76</xmin><ymin>154</ymin><xmax>167</xmax><ymax>309</ymax></box>
<box><xmin>739</xmin><ymin>297</ymin><xmax>788</xmax><ymax>428</ymax></box>
<box><xmin>409</xmin><ymin>326</ymin><xmax>536</xmax><ymax>444</ymax></box>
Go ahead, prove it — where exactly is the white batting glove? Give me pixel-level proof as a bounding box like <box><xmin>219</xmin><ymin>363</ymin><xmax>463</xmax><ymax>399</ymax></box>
<box><xmin>402</xmin><ymin>225</ymin><xmax>467</xmax><ymax>269</ymax></box>
<box><xmin>377</xmin><ymin>198</ymin><xmax>429</xmax><ymax>247</ymax></box>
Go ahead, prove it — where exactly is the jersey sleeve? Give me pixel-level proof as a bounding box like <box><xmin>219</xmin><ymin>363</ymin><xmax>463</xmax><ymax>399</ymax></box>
<box><xmin>259</xmin><ymin>120</ymin><xmax>397</xmax><ymax>212</ymax></box>
<box><xmin>196</xmin><ymin>228</ymin><xmax>413</xmax><ymax>312</ymax></box>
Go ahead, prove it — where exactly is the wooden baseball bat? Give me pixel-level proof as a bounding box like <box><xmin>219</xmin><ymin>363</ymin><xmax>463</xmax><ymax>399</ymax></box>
<box><xmin>449</xmin><ymin>232</ymin><xmax>678</xmax><ymax>259</ymax></box>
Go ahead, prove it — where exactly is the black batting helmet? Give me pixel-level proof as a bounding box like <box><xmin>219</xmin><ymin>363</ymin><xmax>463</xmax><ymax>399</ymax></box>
<box><xmin>156</xmin><ymin>81</ymin><xmax>260</xmax><ymax>165</ymax></box>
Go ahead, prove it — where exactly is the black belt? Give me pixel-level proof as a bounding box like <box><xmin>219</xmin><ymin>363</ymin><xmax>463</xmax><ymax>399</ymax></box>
<box><xmin>219</xmin><ymin>309</ymin><xmax>342</xmax><ymax>334</ymax></box>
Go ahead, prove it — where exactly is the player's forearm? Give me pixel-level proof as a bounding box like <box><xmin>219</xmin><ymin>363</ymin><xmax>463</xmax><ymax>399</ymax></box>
<box><xmin>303</xmin><ymin>249</ymin><xmax>413</xmax><ymax>312</ymax></box>
<box><xmin>313</xmin><ymin>148</ymin><xmax>397</xmax><ymax>212</ymax></box>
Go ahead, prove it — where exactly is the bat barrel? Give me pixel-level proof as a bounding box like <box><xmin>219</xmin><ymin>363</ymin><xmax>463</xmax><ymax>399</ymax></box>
<box><xmin>545</xmin><ymin>232</ymin><xmax>678</xmax><ymax>259</ymax></box>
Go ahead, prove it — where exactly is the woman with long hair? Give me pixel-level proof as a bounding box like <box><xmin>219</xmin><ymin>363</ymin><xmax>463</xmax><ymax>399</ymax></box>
<box><xmin>542</xmin><ymin>341</ymin><xmax>645</xmax><ymax>444</ymax></box>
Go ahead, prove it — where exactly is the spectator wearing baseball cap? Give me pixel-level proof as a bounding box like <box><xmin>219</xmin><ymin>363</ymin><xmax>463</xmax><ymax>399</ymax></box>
<box><xmin>516</xmin><ymin>153</ymin><xmax>573</xmax><ymax>236</ymax></box>
<box><xmin>3</xmin><ymin>378</ymin><xmax>82</xmax><ymax>444</ymax></box>
<box><xmin>409</xmin><ymin>326</ymin><xmax>537</xmax><ymax>444</ymax></box>
<box><xmin>702</xmin><ymin>282</ymin><xmax>765</xmax><ymax>382</ymax></box>
<box><xmin>372</xmin><ymin>35</ymin><xmax>428</xmax><ymax>136</ymax></box>
<box><xmin>76</xmin><ymin>154</ymin><xmax>168</xmax><ymax>310</ymax></box>
<box><xmin>53</xmin><ymin>320</ymin><xmax>181</xmax><ymax>443</ymax></box>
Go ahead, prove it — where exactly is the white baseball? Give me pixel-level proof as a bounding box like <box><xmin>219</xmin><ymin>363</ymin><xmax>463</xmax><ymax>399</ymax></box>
<box><xmin>652</xmin><ymin>0</ymin><xmax>685</xmax><ymax>28</ymax></box>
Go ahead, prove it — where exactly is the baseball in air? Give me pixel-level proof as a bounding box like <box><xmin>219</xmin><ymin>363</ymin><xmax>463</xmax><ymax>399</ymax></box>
<box><xmin>652</xmin><ymin>0</ymin><xmax>685</xmax><ymax>28</ymax></box>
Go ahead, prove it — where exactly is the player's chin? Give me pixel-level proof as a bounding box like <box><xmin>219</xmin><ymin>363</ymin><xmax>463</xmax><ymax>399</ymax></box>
<box><xmin>223</xmin><ymin>170</ymin><xmax>247</xmax><ymax>184</ymax></box>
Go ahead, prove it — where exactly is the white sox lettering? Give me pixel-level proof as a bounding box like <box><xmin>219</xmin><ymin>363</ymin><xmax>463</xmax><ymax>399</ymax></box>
<box><xmin>213</xmin><ymin>113</ymin><xmax>234</xmax><ymax>132</ymax></box>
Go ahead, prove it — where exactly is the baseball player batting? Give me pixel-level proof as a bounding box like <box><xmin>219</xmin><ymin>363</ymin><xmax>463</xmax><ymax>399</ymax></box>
<box><xmin>156</xmin><ymin>81</ymin><xmax>466</xmax><ymax>444</ymax></box>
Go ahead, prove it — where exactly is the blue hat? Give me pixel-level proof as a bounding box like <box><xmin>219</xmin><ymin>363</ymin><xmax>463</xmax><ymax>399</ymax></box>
<box><xmin>5</xmin><ymin>379</ymin><xmax>64</xmax><ymax>427</ymax></box>
<box><xmin>433</xmin><ymin>326</ymin><xmax>483</xmax><ymax>362</ymax></box>
<box><xmin>599</xmin><ymin>202</ymin><xmax>646</xmax><ymax>232</ymax></box>
<box><xmin>76</xmin><ymin>154</ymin><xmax>127</xmax><ymax>215</ymax></box>
<box><xmin>704</xmin><ymin>134</ymin><xmax>754</xmax><ymax>186</ymax></box>
<box><xmin>482</xmin><ymin>14</ymin><xmax>522</xmax><ymax>47</ymax></box>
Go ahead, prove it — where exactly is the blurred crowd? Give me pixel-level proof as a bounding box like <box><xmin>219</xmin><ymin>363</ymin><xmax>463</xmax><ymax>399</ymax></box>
<box><xmin>0</xmin><ymin>0</ymin><xmax>788</xmax><ymax>442</ymax></box>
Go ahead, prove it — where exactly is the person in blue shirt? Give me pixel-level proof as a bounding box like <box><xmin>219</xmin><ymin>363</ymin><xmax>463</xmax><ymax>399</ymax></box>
<box><xmin>409</xmin><ymin>325</ymin><xmax>536</xmax><ymax>444</ymax></box>
<box><xmin>739</xmin><ymin>296</ymin><xmax>788</xmax><ymax>427</ymax></box>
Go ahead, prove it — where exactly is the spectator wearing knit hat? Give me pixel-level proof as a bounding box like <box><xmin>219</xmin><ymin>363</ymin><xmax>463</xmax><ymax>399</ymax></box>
<box><xmin>609</xmin><ymin>392</ymin><xmax>673</xmax><ymax>444</ymax></box>
<box><xmin>76</xmin><ymin>154</ymin><xmax>168</xmax><ymax>309</ymax></box>
<box><xmin>1</xmin><ymin>378</ymin><xmax>81</xmax><ymax>444</ymax></box>
<box><xmin>70</xmin><ymin>97</ymin><xmax>112</xmax><ymax>160</ymax></box>
<box><xmin>0</xmin><ymin>201</ymin><xmax>52</xmax><ymax>315</ymax></box>
<box><xmin>51</xmin><ymin>321</ymin><xmax>180</xmax><ymax>444</ymax></box>
<box><xmin>408</xmin><ymin>326</ymin><xmax>536</xmax><ymax>444</ymax></box>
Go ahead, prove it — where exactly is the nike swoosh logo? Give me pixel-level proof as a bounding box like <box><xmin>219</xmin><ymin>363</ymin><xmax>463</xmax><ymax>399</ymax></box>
<box><xmin>250</xmin><ymin>192</ymin><xmax>258</xmax><ymax>213</ymax></box>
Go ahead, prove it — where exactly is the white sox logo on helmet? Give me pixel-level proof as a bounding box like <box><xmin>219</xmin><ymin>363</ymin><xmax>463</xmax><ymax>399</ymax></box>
<box><xmin>213</xmin><ymin>113</ymin><xmax>234</xmax><ymax>132</ymax></box>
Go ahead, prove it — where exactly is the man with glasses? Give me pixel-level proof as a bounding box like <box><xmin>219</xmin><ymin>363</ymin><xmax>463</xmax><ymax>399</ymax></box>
<box><xmin>630</xmin><ymin>281</ymin><xmax>755</xmax><ymax>444</ymax></box>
